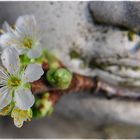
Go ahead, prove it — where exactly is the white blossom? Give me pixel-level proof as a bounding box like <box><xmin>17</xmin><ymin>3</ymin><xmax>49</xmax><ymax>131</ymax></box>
<box><xmin>0</xmin><ymin>47</ymin><xmax>44</xmax><ymax>110</ymax></box>
<box><xmin>0</xmin><ymin>15</ymin><xmax>42</xmax><ymax>58</ymax></box>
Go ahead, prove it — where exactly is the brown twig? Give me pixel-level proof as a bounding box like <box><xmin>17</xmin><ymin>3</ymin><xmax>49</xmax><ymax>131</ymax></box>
<box><xmin>31</xmin><ymin>61</ymin><xmax>140</xmax><ymax>107</ymax></box>
<box><xmin>31</xmin><ymin>72</ymin><xmax>96</xmax><ymax>106</ymax></box>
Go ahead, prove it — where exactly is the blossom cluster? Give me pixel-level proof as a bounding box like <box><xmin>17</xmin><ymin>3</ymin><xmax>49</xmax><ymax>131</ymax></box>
<box><xmin>0</xmin><ymin>15</ymin><xmax>44</xmax><ymax>128</ymax></box>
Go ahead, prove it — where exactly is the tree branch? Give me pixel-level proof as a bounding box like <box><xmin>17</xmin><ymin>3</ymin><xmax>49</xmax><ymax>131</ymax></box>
<box><xmin>31</xmin><ymin>60</ymin><xmax>140</xmax><ymax>107</ymax></box>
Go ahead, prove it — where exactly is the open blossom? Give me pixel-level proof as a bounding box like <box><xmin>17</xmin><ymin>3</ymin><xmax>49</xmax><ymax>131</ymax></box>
<box><xmin>0</xmin><ymin>15</ymin><xmax>42</xmax><ymax>58</ymax></box>
<box><xmin>0</xmin><ymin>47</ymin><xmax>44</xmax><ymax>110</ymax></box>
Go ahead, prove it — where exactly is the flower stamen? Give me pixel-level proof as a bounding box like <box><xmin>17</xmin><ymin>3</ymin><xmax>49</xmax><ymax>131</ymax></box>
<box><xmin>8</xmin><ymin>76</ymin><xmax>21</xmax><ymax>88</ymax></box>
<box><xmin>23</xmin><ymin>37</ymin><xmax>33</xmax><ymax>49</ymax></box>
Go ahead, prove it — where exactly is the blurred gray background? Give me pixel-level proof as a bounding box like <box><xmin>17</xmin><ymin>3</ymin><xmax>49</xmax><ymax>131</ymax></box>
<box><xmin>1</xmin><ymin>1</ymin><xmax>140</xmax><ymax>138</ymax></box>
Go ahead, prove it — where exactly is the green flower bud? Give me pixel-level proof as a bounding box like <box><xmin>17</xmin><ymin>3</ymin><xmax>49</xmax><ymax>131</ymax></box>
<box><xmin>46</xmin><ymin>68</ymin><xmax>72</xmax><ymax>90</ymax></box>
<box><xmin>49</xmin><ymin>61</ymin><xmax>60</xmax><ymax>69</ymax></box>
<box><xmin>32</xmin><ymin>93</ymin><xmax>54</xmax><ymax>118</ymax></box>
<box><xmin>42</xmin><ymin>50</ymin><xmax>60</xmax><ymax>69</ymax></box>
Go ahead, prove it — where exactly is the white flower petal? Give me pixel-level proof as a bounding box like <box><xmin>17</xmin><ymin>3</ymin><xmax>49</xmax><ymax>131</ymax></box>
<box><xmin>0</xmin><ymin>66</ymin><xmax>9</xmax><ymax>83</ymax></box>
<box><xmin>0</xmin><ymin>86</ymin><xmax>12</xmax><ymax>109</ymax></box>
<box><xmin>15</xmin><ymin>15</ymin><xmax>37</xmax><ymax>37</ymax></box>
<box><xmin>14</xmin><ymin>87</ymin><xmax>35</xmax><ymax>110</ymax></box>
<box><xmin>22</xmin><ymin>64</ymin><xmax>44</xmax><ymax>83</ymax></box>
<box><xmin>2</xmin><ymin>21</ymin><xmax>13</xmax><ymax>32</ymax></box>
<box><xmin>14</xmin><ymin>117</ymin><xmax>24</xmax><ymax>128</ymax></box>
<box><xmin>11</xmin><ymin>107</ymin><xmax>32</xmax><ymax>128</ymax></box>
<box><xmin>1</xmin><ymin>47</ymin><xmax>20</xmax><ymax>74</ymax></box>
<box><xmin>27</xmin><ymin>46</ymin><xmax>42</xmax><ymax>59</ymax></box>
<box><xmin>15</xmin><ymin>47</ymin><xmax>28</xmax><ymax>55</ymax></box>
<box><xmin>0</xmin><ymin>30</ymin><xmax>27</xmax><ymax>55</ymax></box>
<box><xmin>0</xmin><ymin>33</ymin><xmax>14</xmax><ymax>48</ymax></box>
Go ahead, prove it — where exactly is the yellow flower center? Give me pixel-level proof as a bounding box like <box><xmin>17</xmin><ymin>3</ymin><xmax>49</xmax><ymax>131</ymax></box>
<box><xmin>23</xmin><ymin>37</ymin><xmax>33</xmax><ymax>49</ymax></box>
<box><xmin>8</xmin><ymin>76</ymin><xmax>21</xmax><ymax>88</ymax></box>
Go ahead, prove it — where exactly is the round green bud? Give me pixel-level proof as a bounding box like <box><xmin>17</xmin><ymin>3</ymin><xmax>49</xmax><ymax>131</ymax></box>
<box><xmin>46</xmin><ymin>68</ymin><xmax>72</xmax><ymax>90</ymax></box>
